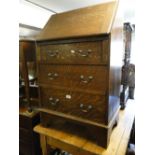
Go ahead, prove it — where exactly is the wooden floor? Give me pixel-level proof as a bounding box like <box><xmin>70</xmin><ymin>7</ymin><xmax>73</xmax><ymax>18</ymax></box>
<box><xmin>34</xmin><ymin>99</ymin><xmax>135</xmax><ymax>155</ymax></box>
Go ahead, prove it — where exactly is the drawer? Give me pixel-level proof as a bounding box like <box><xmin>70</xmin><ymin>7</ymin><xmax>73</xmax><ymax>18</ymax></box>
<box><xmin>19</xmin><ymin>139</ymin><xmax>32</xmax><ymax>155</ymax></box>
<box><xmin>38</xmin><ymin>41</ymin><xmax>108</xmax><ymax>64</ymax></box>
<box><xmin>38</xmin><ymin>64</ymin><xmax>108</xmax><ymax>94</ymax></box>
<box><xmin>39</xmin><ymin>87</ymin><xmax>107</xmax><ymax>123</ymax></box>
<box><xmin>19</xmin><ymin>115</ymin><xmax>31</xmax><ymax>129</ymax></box>
<box><xmin>19</xmin><ymin>128</ymin><xmax>31</xmax><ymax>142</ymax></box>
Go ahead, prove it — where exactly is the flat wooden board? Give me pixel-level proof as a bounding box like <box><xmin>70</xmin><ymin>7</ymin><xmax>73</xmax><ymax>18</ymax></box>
<box><xmin>34</xmin><ymin>100</ymin><xmax>135</xmax><ymax>155</ymax></box>
<box><xmin>36</xmin><ymin>1</ymin><xmax>118</xmax><ymax>41</ymax></box>
<box><xmin>19</xmin><ymin>107</ymin><xmax>39</xmax><ymax>118</ymax></box>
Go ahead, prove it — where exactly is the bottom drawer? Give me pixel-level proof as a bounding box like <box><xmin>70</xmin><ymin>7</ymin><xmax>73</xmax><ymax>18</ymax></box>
<box><xmin>19</xmin><ymin>140</ymin><xmax>32</xmax><ymax>155</ymax></box>
<box><xmin>40</xmin><ymin>87</ymin><xmax>107</xmax><ymax>124</ymax></box>
<box><xmin>19</xmin><ymin>135</ymin><xmax>41</xmax><ymax>155</ymax></box>
<box><xmin>40</xmin><ymin>111</ymin><xmax>119</xmax><ymax>148</ymax></box>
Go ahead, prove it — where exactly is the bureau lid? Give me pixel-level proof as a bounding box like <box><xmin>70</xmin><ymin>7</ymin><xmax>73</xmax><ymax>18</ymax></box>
<box><xmin>36</xmin><ymin>0</ymin><xmax>118</xmax><ymax>41</ymax></box>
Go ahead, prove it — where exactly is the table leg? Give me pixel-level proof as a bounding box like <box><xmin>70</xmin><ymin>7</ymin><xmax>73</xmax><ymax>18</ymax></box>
<box><xmin>40</xmin><ymin>135</ymin><xmax>48</xmax><ymax>155</ymax></box>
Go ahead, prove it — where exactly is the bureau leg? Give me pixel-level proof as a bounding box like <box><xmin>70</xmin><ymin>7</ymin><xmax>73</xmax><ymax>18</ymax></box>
<box><xmin>113</xmin><ymin>113</ymin><xmax>119</xmax><ymax>128</ymax></box>
<box><xmin>40</xmin><ymin>135</ymin><xmax>48</xmax><ymax>155</ymax></box>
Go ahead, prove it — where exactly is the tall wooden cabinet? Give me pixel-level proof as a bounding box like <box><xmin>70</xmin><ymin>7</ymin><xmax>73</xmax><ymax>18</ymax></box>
<box><xmin>19</xmin><ymin>40</ymin><xmax>38</xmax><ymax>108</ymax></box>
<box><xmin>19</xmin><ymin>108</ymin><xmax>41</xmax><ymax>155</ymax></box>
<box><xmin>36</xmin><ymin>1</ymin><xmax>123</xmax><ymax>148</ymax></box>
<box><xmin>19</xmin><ymin>40</ymin><xmax>41</xmax><ymax>155</ymax></box>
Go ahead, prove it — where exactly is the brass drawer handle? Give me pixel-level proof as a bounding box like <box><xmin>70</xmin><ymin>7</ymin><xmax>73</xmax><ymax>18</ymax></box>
<box><xmin>48</xmin><ymin>72</ymin><xmax>59</xmax><ymax>80</ymax></box>
<box><xmin>47</xmin><ymin>50</ymin><xmax>58</xmax><ymax>57</ymax></box>
<box><xmin>80</xmin><ymin>75</ymin><xmax>93</xmax><ymax>84</ymax></box>
<box><xmin>78</xmin><ymin>49</ymin><xmax>92</xmax><ymax>57</ymax></box>
<box><xmin>80</xmin><ymin>104</ymin><xmax>92</xmax><ymax>113</ymax></box>
<box><xmin>49</xmin><ymin>97</ymin><xmax>59</xmax><ymax>106</ymax></box>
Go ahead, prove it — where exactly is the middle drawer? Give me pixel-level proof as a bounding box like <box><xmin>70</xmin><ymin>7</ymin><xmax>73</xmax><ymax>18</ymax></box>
<box><xmin>38</xmin><ymin>64</ymin><xmax>108</xmax><ymax>94</ymax></box>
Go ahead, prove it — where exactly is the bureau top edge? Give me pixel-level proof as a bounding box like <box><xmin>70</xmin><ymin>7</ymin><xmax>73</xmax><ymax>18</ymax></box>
<box><xmin>35</xmin><ymin>34</ymin><xmax>110</xmax><ymax>45</ymax></box>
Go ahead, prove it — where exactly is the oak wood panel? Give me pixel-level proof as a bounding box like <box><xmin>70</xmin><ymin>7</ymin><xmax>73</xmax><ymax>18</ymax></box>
<box><xmin>38</xmin><ymin>64</ymin><xmax>108</xmax><ymax>94</ymax></box>
<box><xmin>19</xmin><ymin>40</ymin><xmax>36</xmax><ymax>62</ymax></box>
<box><xmin>39</xmin><ymin>87</ymin><xmax>107</xmax><ymax>124</ymax></box>
<box><xmin>38</xmin><ymin>41</ymin><xmax>108</xmax><ymax>64</ymax></box>
<box><xmin>19</xmin><ymin>114</ymin><xmax>32</xmax><ymax>130</ymax></box>
<box><xmin>38</xmin><ymin>108</ymin><xmax>108</xmax><ymax>129</ymax></box>
<box><xmin>19</xmin><ymin>128</ymin><xmax>31</xmax><ymax>142</ymax></box>
<box><xmin>108</xmin><ymin>0</ymin><xmax>123</xmax><ymax>124</ymax></box>
<box><xmin>19</xmin><ymin>109</ymin><xmax>41</xmax><ymax>155</ymax></box>
<box><xmin>19</xmin><ymin>40</ymin><xmax>37</xmax><ymax>110</ymax></box>
<box><xmin>19</xmin><ymin>139</ymin><xmax>33</xmax><ymax>155</ymax></box>
<box><xmin>39</xmin><ymin>110</ymin><xmax>118</xmax><ymax>148</ymax></box>
<box><xmin>36</xmin><ymin>2</ymin><xmax>118</xmax><ymax>41</ymax></box>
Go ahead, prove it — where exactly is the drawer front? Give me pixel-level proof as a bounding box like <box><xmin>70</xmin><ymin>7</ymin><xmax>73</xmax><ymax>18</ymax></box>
<box><xmin>38</xmin><ymin>41</ymin><xmax>108</xmax><ymax>64</ymax></box>
<box><xmin>19</xmin><ymin>115</ymin><xmax>31</xmax><ymax>129</ymax></box>
<box><xmin>38</xmin><ymin>64</ymin><xmax>108</xmax><ymax>94</ymax></box>
<box><xmin>19</xmin><ymin>128</ymin><xmax>31</xmax><ymax>142</ymax></box>
<box><xmin>19</xmin><ymin>139</ymin><xmax>32</xmax><ymax>155</ymax></box>
<box><xmin>39</xmin><ymin>87</ymin><xmax>107</xmax><ymax>123</ymax></box>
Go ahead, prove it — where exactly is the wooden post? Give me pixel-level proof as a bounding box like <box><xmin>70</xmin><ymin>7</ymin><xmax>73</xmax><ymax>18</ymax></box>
<box><xmin>40</xmin><ymin>135</ymin><xmax>48</xmax><ymax>155</ymax></box>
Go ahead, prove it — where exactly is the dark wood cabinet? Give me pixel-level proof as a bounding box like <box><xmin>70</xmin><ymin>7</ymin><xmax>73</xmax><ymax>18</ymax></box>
<box><xmin>19</xmin><ymin>40</ymin><xmax>41</xmax><ymax>155</ymax></box>
<box><xmin>19</xmin><ymin>40</ymin><xmax>38</xmax><ymax>108</ymax></box>
<box><xmin>19</xmin><ymin>108</ymin><xmax>41</xmax><ymax>155</ymax></box>
<box><xmin>36</xmin><ymin>1</ymin><xmax>123</xmax><ymax>148</ymax></box>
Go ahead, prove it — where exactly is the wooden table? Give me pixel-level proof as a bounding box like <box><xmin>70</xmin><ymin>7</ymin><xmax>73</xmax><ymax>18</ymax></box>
<box><xmin>34</xmin><ymin>100</ymin><xmax>135</xmax><ymax>155</ymax></box>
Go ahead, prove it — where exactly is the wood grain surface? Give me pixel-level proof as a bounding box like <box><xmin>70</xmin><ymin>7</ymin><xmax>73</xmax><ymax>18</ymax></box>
<box><xmin>38</xmin><ymin>64</ymin><xmax>108</xmax><ymax>94</ymax></box>
<box><xmin>36</xmin><ymin>1</ymin><xmax>118</xmax><ymax>41</ymax></box>
<box><xmin>35</xmin><ymin>0</ymin><xmax>123</xmax><ymax>149</ymax></box>
<box><xmin>37</xmin><ymin>40</ymin><xmax>109</xmax><ymax>64</ymax></box>
<box><xmin>39</xmin><ymin>86</ymin><xmax>107</xmax><ymax>124</ymax></box>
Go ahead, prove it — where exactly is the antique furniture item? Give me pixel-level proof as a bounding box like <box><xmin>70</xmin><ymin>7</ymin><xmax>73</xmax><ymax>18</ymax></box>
<box><xmin>19</xmin><ymin>40</ymin><xmax>39</xmax><ymax>108</ymax></box>
<box><xmin>36</xmin><ymin>1</ymin><xmax>123</xmax><ymax>148</ymax></box>
<box><xmin>19</xmin><ymin>108</ymin><xmax>41</xmax><ymax>155</ymax></box>
<box><xmin>19</xmin><ymin>40</ymin><xmax>41</xmax><ymax>155</ymax></box>
<box><xmin>120</xmin><ymin>23</ymin><xmax>135</xmax><ymax>109</ymax></box>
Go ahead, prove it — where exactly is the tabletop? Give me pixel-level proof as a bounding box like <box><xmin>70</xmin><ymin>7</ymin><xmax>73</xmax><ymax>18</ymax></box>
<box><xmin>34</xmin><ymin>99</ymin><xmax>135</xmax><ymax>155</ymax></box>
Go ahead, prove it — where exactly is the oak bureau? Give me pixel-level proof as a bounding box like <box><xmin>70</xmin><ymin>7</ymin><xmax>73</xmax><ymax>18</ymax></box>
<box><xmin>35</xmin><ymin>0</ymin><xmax>123</xmax><ymax>148</ymax></box>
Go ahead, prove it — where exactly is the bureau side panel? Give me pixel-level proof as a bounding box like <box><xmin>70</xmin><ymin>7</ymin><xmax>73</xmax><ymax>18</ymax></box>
<box><xmin>108</xmin><ymin>0</ymin><xmax>123</xmax><ymax>123</ymax></box>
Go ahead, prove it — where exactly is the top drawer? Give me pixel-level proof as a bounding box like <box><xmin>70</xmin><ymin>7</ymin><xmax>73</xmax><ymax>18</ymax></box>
<box><xmin>37</xmin><ymin>41</ymin><xmax>109</xmax><ymax>64</ymax></box>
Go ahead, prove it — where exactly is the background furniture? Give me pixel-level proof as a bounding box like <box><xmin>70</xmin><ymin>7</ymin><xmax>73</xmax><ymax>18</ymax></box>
<box><xmin>19</xmin><ymin>108</ymin><xmax>41</xmax><ymax>155</ymax></box>
<box><xmin>19</xmin><ymin>40</ymin><xmax>38</xmax><ymax>109</ymax></box>
<box><xmin>19</xmin><ymin>40</ymin><xmax>41</xmax><ymax>155</ymax></box>
<box><xmin>34</xmin><ymin>100</ymin><xmax>135</xmax><ymax>155</ymax></box>
<box><xmin>120</xmin><ymin>23</ymin><xmax>135</xmax><ymax>109</ymax></box>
